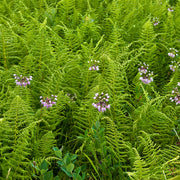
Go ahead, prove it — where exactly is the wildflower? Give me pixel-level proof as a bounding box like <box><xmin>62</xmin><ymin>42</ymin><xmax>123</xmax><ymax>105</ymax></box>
<box><xmin>153</xmin><ymin>17</ymin><xmax>160</xmax><ymax>26</ymax></box>
<box><xmin>40</xmin><ymin>95</ymin><xmax>57</xmax><ymax>108</ymax></box>
<box><xmin>67</xmin><ymin>93</ymin><xmax>77</xmax><ymax>103</ymax></box>
<box><xmin>170</xmin><ymin>83</ymin><xmax>180</xmax><ymax>105</ymax></box>
<box><xmin>168</xmin><ymin>7</ymin><xmax>174</xmax><ymax>12</ymax></box>
<box><xmin>88</xmin><ymin>59</ymin><xmax>100</xmax><ymax>71</ymax></box>
<box><xmin>14</xmin><ymin>74</ymin><xmax>32</xmax><ymax>87</ymax></box>
<box><xmin>168</xmin><ymin>48</ymin><xmax>178</xmax><ymax>58</ymax></box>
<box><xmin>92</xmin><ymin>92</ymin><xmax>110</xmax><ymax>112</ymax></box>
<box><xmin>139</xmin><ymin>76</ymin><xmax>153</xmax><ymax>84</ymax></box>
<box><xmin>138</xmin><ymin>63</ymin><xmax>153</xmax><ymax>84</ymax></box>
<box><xmin>169</xmin><ymin>61</ymin><xmax>180</xmax><ymax>72</ymax></box>
<box><xmin>138</xmin><ymin>63</ymin><xmax>148</xmax><ymax>74</ymax></box>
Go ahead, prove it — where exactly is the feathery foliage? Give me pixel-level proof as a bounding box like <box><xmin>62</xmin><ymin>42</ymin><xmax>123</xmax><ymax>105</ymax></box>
<box><xmin>0</xmin><ymin>0</ymin><xmax>180</xmax><ymax>179</ymax></box>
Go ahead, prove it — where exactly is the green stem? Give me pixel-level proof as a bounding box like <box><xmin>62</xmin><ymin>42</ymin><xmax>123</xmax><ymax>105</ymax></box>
<box><xmin>173</xmin><ymin>128</ymin><xmax>180</xmax><ymax>141</ymax></box>
<box><xmin>2</xmin><ymin>29</ymin><xmax>7</xmax><ymax>70</ymax></box>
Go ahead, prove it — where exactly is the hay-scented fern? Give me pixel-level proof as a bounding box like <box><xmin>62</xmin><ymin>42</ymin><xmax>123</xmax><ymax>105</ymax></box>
<box><xmin>0</xmin><ymin>0</ymin><xmax>180</xmax><ymax>179</ymax></box>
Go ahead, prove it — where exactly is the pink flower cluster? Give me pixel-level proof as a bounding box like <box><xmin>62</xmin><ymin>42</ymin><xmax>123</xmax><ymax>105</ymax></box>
<box><xmin>40</xmin><ymin>95</ymin><xmax>57</xmax><ymax>108</ymax></box>
<box><xmin>168</xmin><ymin>48</ymin><xmax>178</xmax><ymax>58</ymax></box>
<box><xmin>170</xmin><ymin>83</ymin><xmax>180</xmax><ymax>105</ymax></box>
<box><xmin>169</xmin><ymin>61</ymin><xmax>180</xmax><ymax>72</ymax></box>
<box><xmin>88</xmin><ymin>59</ymin><xmax>99</xmax><ymax>71</ymax></box>
<box><xmin>92</xmin><ymin>92</ymin><xmax>110</xmax><ymax>112</ymax></box>
<box><xmin>14</xmin><ymin>74</ymin><xmax>32</xmax><ymax>87</ymax></box>
<box><xmin>168</xmin><ymin>7</ymin><xmax>174</xmax><ymax>12</ymax></box>
<box><xmin>153</xmin><ymin>17</ymin><xmax>159</xmax><ymax>26</ymax></box>
<box><xmin>138</xmin><ymin>63</ymin><xmax>153</xmax><ymax>84</ymax></box>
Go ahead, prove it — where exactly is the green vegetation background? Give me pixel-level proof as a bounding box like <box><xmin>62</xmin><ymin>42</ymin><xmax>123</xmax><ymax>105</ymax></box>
<box><xmin>0</xmin><ymin>0</ymin><xmax>180</xmax><ymax>179</ymax></box>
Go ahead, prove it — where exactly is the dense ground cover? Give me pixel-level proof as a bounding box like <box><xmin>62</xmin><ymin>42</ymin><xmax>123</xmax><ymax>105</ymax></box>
<box><xmin>0</xmin><ymin>0</ymin><xmax>180</xmax><ymax>179</ymax></box>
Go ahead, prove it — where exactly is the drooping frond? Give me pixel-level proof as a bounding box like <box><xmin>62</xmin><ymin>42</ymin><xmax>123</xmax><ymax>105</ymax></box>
<box><xmin>0</xmin><ymin>95</ymin><xmax>35</xmax><ymax>179</ymax></box>
<box><xmin>127</xmin><ymin>148</ymin><xmax>150</xmax><ymax>180</ymax></box>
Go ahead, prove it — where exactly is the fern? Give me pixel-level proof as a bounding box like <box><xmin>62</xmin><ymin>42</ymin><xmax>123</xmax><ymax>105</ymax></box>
<box><xmin>133</xmin><ymin>95</ymin><xmax>176</xmax><ymax>145</ymax></box>
<box><xmin>0</xmin><ymin>95</ymin><xmax>35</xmax><ymax>179</ymax></box>
<box><xmin>0</xmin><ymin>25</ymin><xmax>23</xmax><ymax>69</ymax></box>
<box><xmin>128</xmin><ymin>131</ymin><xmax>180</xmax><ymax>179</ymax></box>
<box><xmin>127</xmin><ymin>148</ymin><xmax>150</xmax><ymax>180</ymax></box>
<box><xmin>102</xmin><ymin>116</ymin><xmax>131</xmax><ymax>170</ymax></box>
<box><xmin>0</xmin><ymin>0</ymin><xmax>180</xmax><ymax>179</ymax></box>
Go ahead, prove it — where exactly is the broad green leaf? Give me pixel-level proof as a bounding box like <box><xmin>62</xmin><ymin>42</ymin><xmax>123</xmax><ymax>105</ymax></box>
<box><xmin>64</xmin><ymin>154</ymin><xmax>71</xmax><ymax>165</ymax></box>
<box><xmin>70</xmin><ymin>154</ymin><xmax>77</xmax><ymax>161</ymax></box>
<box><xmin>75</xmin><ymin>166</ymin><xmax>81</xmax><ymax>174</ymax></box>
<box><xmin>57</xmin><ymin>160</ymin><xmax>64</xmax><ymax>166</ymax></box>
<box><xmin>53</xmin><ymin>176</ymin><xmax>60</xmax><ymax>180</ymax></box>
<box><xmin>44</xmin><ymin>171</ymin><xmax>53</xmax><ymax>180</ymax></box>
<box><xmin>30</xmin><ymin>162</ymin><xmax>40</xmax><ymax>171</ymax></box>
<box><xmin>76</xmin><ymin>174</ymin><xmax>82</xmax><ymax>180</ymax></box>
<box><xmin>40</xmin><ymin>160</ymin><xmax>48</xmax><ymax>170</ymax></box>
<box><xmin>53</xmin><ymin>147</ymin><xmax>59</xmax><ymax>151</ymax></box>
<box><xmin>66</xmin><ymin>163</ymin><xmax>74</xmax><ymax>173</ymax></box>
<box><xmin>54</xmin><ymin>150</ymin><xmax>62</xmax><ymax>158</ymax></box>
<box><xmin>61</xmin><ymin>166</ymin><xmax>72</xmax><ymax>177</ymax></box>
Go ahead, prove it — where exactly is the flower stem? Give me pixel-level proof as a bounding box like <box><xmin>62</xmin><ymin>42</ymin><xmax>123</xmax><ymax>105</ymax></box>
<box><xmin>173</xmin><ymin>128</ymin><xmax>180</xmax><ymax>141</ymax></box>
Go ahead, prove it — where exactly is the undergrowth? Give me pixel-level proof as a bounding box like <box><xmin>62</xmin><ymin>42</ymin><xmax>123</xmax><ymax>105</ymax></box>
<box><xmin>0</xmin><ymin>0</ymin><xmax>180</xmax><ymax>179</ymax></box>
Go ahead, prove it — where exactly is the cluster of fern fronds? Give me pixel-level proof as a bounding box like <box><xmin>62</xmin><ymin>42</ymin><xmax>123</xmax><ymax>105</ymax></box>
<box><xmin>0</xmin><ymin>0</ymin><xmax>180</xmax><ymax>179</ymax></box>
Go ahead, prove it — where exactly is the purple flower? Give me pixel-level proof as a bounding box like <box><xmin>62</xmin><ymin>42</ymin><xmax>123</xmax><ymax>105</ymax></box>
<box><xmin>169</xmin><ymin>65</ymin><xmax>176</xmax><ymax>71</ymax></box>
<box><xmin>92</xmin><ymin>92</ymin><xmax>110</xmax><ymax>112</ymax></box>
<box><xmin>138</xmin><ymin>67</ymin><xmax>147</xmax><ymax>74</ymax></box>
<box><xmin>14</xmin><ymin>75</ymin><xmax>33</xmax><ymax>87</ymax></box>
<box><xmin>95</xmin><ymin>93</ymin><xmax>99</xmax><ymax>97</ymax></box>
<box><xmin>88</xmin><ymin>59</ymin><xmax>100</xmax><ymax>71</ymax></box>
<box><xmin>170</xmin><ymin>97</ymin><xmax>173</xmax><ymax>102</ymax></box>
<box><xmin>154</xmin><ymin>22</ymin><xmax>159</xmax><ymax>26</ymax></box>
<box><xmin>168</xmin><ymin>7</ymin><xmax>174</xmax><ymax>12</ymax></box>
<box><xmin>106</xmin><ymin>104</ymin><xmax>110</xmax><ymax>109</ymax></box>
<box><xmin>170</xmin><ymin>83</ymin><xmax>180</xmax><ymax>105</ymax></box>
<box><xmin>153</xmin><ymin>17</ymin><xmax>159</xmax><ymax>26</ymax></box>
<box><xmin>101</xmin><ymin>107</ymin><xmax>106</xmax><ymax>112</ymax></box>
<box><xmin>176</xmin><ymin>101</ymin><xmax>180</xmax><ymax>105</ymax></box>
<box><xmin>168</xmin><ymin>53</ymin><xmax>175</xmax><ymax>58</ymax></box>
<box><xmin>138</xmin><ymin>63</ymin><xmax>153</xmax><ymax>84</ymax></box>
<box><xmin>40</xmin><ymin>95</ymin><xmax>58</xmax><ymax>108</ymax></box>
<box><xmin>168</xmin><ymin>48</ymin><xmax>178</xmax><ymax>58</ymax></box>
<box><xmin>169</xmin><ymin>60</ymin><xmax>179</xmax><ymax>72</ymax></box>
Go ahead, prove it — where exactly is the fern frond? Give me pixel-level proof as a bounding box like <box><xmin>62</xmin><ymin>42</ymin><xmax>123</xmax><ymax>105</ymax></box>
<box><xmin>0</xmin><ymin>95</ymin><xmax>35</xmax><ymax>179</ymax></box>
<box><xmin>127</xmin><ymin>148</ymin><xmax>150</xmax><ymax>180</ymax></box>
<box><xmin>133</xmin><ymin>96</ymin><xmax>175</xmax><ymax>145</ymax></box>
<box><xmin>102</xmin><ymin>116</ymin><xmax>131</xmax><ymax>169</ymax></box>
<box><xmin>0</xmin><ymin>25</ymin><xmax>23</xmax><ymax>69</ymax></box>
